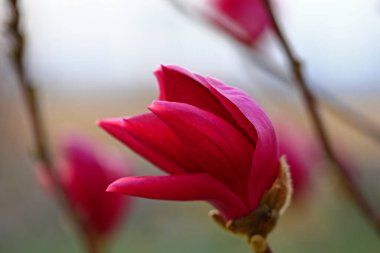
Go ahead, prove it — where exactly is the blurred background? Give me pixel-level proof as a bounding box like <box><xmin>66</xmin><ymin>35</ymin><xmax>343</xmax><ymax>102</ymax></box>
<box><xmin>0</xmin><ymin>0</ymin><xmax>380</xmax><ymax>252</ymax></box>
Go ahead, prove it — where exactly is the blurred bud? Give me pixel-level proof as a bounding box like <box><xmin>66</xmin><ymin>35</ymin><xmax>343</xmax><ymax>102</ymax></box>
<box><xmin>202</xmin><ymin>0</ymin><xmax>271</xmax><ymax>46</ymax></box>
<box><xmin>277</xmin><ymin>124</ymin><xmax>323</xmax><ymax>201</ymax></box>
<box><xmin>38</xmin><ymin>133</ymin><xmax>133</xmax><ymax>241</ymax></box>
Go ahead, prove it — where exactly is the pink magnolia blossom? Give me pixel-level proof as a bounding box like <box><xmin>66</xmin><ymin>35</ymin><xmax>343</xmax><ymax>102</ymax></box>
<box><xmin>56</xmin><ymin>134</ymin><xmax>132</xmax><ymax>237</ymax></box>
<box><xmin>98</xmin><ymin>65</ymin><xmax>280</xmax><ymax>220</ymax></box>
<box><xmin>204</xmin><ymin>0</ymin><xmax>271</xmax><ymax>45</ymax></box>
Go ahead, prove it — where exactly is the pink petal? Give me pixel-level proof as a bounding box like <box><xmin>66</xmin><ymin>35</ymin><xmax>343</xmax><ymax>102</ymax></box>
<box><xmin>149</xmin><ymin>100</ymin><xmax>254</xmax><ymax>204</ymax></box>
<box><xmin>155</xmin><ymin>65</ymin><xmax>238</xmax><ymax>126</ymax></box>
<box><xmin>206</xmin><ymin>77</ymin><xmax>279</xmax><ymax>210</ymax></box>
<box><xmin>107</xmin><ymin>174</ymin><xmax>249</xmax><ymax>219</ymax></box>
<box><xmin>155</xmin><ymin>65</ymin><xmax>253</xmax><ymax>144</ymax></box>
<box><xmin>98</xmin><ymin>114</ymin><xmax>196</xmax><ymax>175</ymax></box>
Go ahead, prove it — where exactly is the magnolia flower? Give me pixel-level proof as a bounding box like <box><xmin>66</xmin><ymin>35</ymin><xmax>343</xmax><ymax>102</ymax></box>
<box><xmin>203</xmin><ymin>0</ymin><xmax>271</xmax><ymax>45</ymax></box>
<box><xmin>54</xmin><ymin>134</ymin><xmax>132</xmax><ymax>239</ymax></box>
<box><xmin>99</xmin><ymin>65</ymin><xmax>290</xmax><ymax>241</ymax></box>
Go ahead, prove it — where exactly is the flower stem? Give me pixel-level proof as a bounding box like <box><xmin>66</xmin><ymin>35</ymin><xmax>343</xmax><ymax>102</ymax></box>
<box><xmin>263</xmin><ymin>0</ymin><xmax>380</xmax><ymax>233</ymax></box>
<box><xmin>7</xmin><ymin>0</ymin><xmax>104</xmax><ymax>252</ymax></box>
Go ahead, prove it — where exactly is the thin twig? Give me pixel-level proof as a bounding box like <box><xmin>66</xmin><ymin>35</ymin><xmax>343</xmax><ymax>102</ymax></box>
<box><xmin>239</xmin><ymin>47</ymin><xmax>380</xmax><ymax>145</ymax></box>
<box><xmin>7</xmin><ymin>1</ymin><xmax>102</xmax><ymax>252</ymax></box>
<box><xmin>164</xmin><ymin>0</ymin><xmax>380</xmax><ymax>147</ymax></box>
<box><xmin>7</xmin><ymin>0</ymin><xmax>52</xmax><ymax>168</ymax></box>
<box><xmin>263</xmin><ymin>0</ymin><xmax>380</xmax><ymax>233</ymax></box>
<box><xmin>316</xmin><ymin>88</ymin><xmax>380</xmax><ymax>143</ymax></box>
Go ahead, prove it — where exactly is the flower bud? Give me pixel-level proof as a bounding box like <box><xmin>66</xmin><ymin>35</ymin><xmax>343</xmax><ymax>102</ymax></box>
<box><xmin>38</xmin><ymin>133</ymin><xmax>133</xmax><ymax>241</ymax></box>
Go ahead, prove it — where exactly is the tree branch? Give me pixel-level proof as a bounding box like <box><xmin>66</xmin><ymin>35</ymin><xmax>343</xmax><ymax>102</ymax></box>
<box><xmin>164</xmin><ymin>0</ymin><xmax>380</xmax><ymax>148</ymax></box>
<box><xmin>239</xmin><ymin>45</ymin><xmax>380</xmax><ymax>146</ymax></box>
<box><xmin>7</xmin><ymin>1</ymin><xmax>103</xmax><ymax>252</ymax></box>
<box><xmin>263</xmin><ymin>0</ymin><xmax>380</xmax><ymax>233</ymax></box>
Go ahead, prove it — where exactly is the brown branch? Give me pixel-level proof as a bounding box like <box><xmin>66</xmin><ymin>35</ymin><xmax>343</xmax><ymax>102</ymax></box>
<box><xmin>316</xmin><ymin>88</ymin><xmax>380</xmax><ymax>143</ymax></box>
<box><xmin>7</xmin><ymin>0</ymin><xmax>52</xmax><ymax>168</ymax></box>
<box><xmin>263</xmin><ymin>0</ymin><xmax>380</xmax><ymax>233</ymax></box>
<box><xmin>239</xmin><ymin>47</ymin><xmax>380</xmax><ymax>145</ymax></box>
<box><xmin>7</xmin><ymin>1</ymin><xmax>102</xmax><ymax>252</ymax></box>
<box><xmin>165</xmin><ymin>0</ymin><xmax>380</xmax><ymax>147</ymax></box>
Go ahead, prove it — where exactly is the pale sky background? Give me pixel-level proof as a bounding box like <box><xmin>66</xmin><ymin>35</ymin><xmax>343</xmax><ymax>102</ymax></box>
<box><xmin>0</xmin><ymin>0</ymin><xmax>379</xmax><ymax>93</ymax></box>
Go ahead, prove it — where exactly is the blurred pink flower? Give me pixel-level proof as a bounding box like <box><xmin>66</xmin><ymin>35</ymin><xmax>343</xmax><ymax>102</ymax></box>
<box><xmin>98</xmin><ymin>65</ymin><xmax>280</xmax><ymax>220</ymax></box>
<box><xmin>204</xmin><ymin>0</ymin><xmax>271</xmax><ymax>45</ymax></box>
<box><xmin>277</xmin><ymin>125</ymin><xmax>322</xmax><ymax>199</ymax></box>
<box><xmin>56</xmin><ymin>134</ymin><xmax>132</xmax><ymax>238</ymax></box>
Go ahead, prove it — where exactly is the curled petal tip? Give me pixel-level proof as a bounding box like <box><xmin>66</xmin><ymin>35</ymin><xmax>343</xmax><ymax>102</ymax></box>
<box><xmin>106</xmin><ymin>180</ymin><xmax>122</xmax><ymax>193</ymax></box>
<box><xmin>97</xmin><ymin>118</ymin><xmax>124</xmax><ymax>132</ymax></box>
<box><xmin>154</xmin><ymin>64</ymin><xmax>165</xmax><ymax>73</ymax></box>
<box><xmin>106</xmin><ymin>184</ymin><xmax>116</xmax><ymax>193</ymax></box>
<box><xmin>147</xmin><ymin>100</ymin><xmax>163</xmax><ymax>110</ymax></box>
<box><xmin>97</xmin><ymin>119</ymin><xmax>111</xmax><ymax>129</ymax></box>
<box><xmin>146</xmin><ymin>102</ymin><xmax>155</xmax><ymax>110</ymax></box>
<box><xmin>97</xmin><ymin>118</ymin><xmax>116</xmax><ymax>127</ymax></box>
<box><xmin>154</xmin><ymin>64</ymin><xmax>174</xmax><ymax>75</ymax></box>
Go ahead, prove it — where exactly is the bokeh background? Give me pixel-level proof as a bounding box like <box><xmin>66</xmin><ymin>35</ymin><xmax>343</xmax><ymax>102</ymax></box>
<box><xmin>0</xmin><ymin>0</ymin><xmax>380</xmax><ymax>252</ymax></box>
